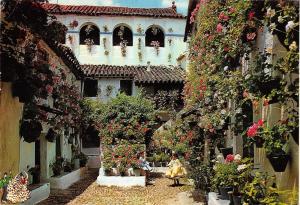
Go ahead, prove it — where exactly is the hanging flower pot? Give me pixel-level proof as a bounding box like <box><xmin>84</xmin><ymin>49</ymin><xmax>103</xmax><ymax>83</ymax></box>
<box><xmin>20</xmin><ymin>120</ymin><xmax>42</xmax><ymax>143</ymax></box>
<box><xmin>45</xmin><ymin>128</ymin><xmax>58</xmax><ymax>143</ymax></box>
<box><xmin>267</xmin><ymin>153</ymin><xmax>290</xmax><ymax>172</ymax></box>
<box><xmin>12</xmin><ymin>80</ymin><xmax>35</xmax><ymax>103</ymax></box>
<box><xmin>220</xmin><ymin>147</ymin><xmax>233</xmax><ymax>158</ymax></box>
<box><xmin>257</xmin><ymin>78</ymin><xmax>281</xmax><ymax>96</ymax></box>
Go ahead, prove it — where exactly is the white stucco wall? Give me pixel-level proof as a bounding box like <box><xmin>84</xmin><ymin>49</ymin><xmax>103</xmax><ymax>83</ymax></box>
<box><xmin>19</xmin><ymin>140</ymin><xmax>35</xmax><ymax>172</ymax></box>
<box><xmin>55</xmin><ymin>15</ymin><xmax>187</xmax><ymax>66</ymax></box>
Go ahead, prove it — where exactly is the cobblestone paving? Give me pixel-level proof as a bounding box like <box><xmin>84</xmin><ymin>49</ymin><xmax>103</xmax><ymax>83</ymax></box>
<box><xmin>39</xmin><ymin>170</ymin><xmax>202</xmax><ymax>205</ymax></box>
<box><xmin>38</xmin><ymin>168</ymin><xmax>98</xmax><ymax>205</ymax></box>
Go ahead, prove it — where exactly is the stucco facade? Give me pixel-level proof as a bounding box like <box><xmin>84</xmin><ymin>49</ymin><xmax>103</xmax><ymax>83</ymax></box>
<box><xmin>56</xmin><ymin>15</ymin><xmax>187</xmax><ymax>67</ymax></box>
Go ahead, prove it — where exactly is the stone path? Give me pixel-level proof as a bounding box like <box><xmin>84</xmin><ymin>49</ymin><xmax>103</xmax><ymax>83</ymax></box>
<box><xmin>39</xmin><ymin>169</ymin><xmax>204</xmax><ymax>205</ymax></box>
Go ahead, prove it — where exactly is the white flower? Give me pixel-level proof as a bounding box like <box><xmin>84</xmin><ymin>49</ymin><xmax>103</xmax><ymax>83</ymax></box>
<box><xmin>220</xmin><ymin>120</ymin><xmax>225</xmax><ymax>125</ymax></box>
<box><xmin>289</xmin><ymin>41</ymin><xmax>297</xmax><ymax>51</ymax></box>
<box><xmin>269</xmin><ymin>23</ymin><xmax>276</xmax><ymax>32</ymax></box>
<box><xmin>278</xmin><ymin>16</ymin><xmax>284</xmax><ymax>23</ymax></box>
<box><xmin>245</xmin><ymin>74</ymin><xmax>251</xmax><ymax>80</ymax></box>
<box><xmin>237</xmin><ymin>164</ymin><xmax>247</xmax><ymax>172</ymax></box>
<box><xmin>236</xmin><ymin>108</ymin><xmax>242</xmax><ymax>114</ymax></box>
<box><xmin>217</xmin><ymin>154</ymin><xmax>224</xmax><ymax>163</ymax></box>
<box><xmin>213</xmin><ymin>165</ymin><xmax>217</xmax><ymax>170</ymax></box>
<box><xmin>221</xmin><ymin>109</ymin><xmax>226</xmax><ymax>115</ymax></box>
<box><xmin>234</xmin><ymin>154</ymin><xmax>242</xmax><ymax>161</ymax></box>
<box><xmin>220</xmin><ymin>100</ymin><xmax>225</xmax><ymax>104</ymax></box>
<box><xmin>285</xmin><ymin>21</ymin><xmax>295</xmax><ymax>32</ymax></box>
<box><xmin>266</xmin><ymin>8</ymin><xmax>275</xmax><ymax>18</ymax></box>
<box><xmin>263</xmin><ymin>68</ymin><xmax>270</xmax><ymax>74</ymax></box>
<box><xmin>224</xmin><ymin>66</ymin><xmax>228</xmax><ymax>71</ymax></box>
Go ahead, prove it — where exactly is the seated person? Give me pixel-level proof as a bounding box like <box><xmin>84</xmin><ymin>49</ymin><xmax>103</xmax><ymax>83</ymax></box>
<box><xmin>165</xmin><ymin>153</ymin><xmax>187</xmax><ymax>185</ymax></box>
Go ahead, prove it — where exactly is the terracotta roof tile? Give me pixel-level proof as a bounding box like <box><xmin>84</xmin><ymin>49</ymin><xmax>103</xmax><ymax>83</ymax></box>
<box><xmin>81</xmin><ymin>64</ymin><xmax>185</xmax><ymax>84</ymax></box>
<box><xmin>42</xmin><ymin>3</ymin><xmax>185</xmax><ymax>19</ymax></box>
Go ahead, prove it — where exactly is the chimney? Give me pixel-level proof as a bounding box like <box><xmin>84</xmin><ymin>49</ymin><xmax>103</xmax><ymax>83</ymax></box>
<box><xmin>147</xmin><ymin>61</ymin><xmax>151</xmax><ymax>72</ymax></box>
<box><xmin>172</xmin><ymin>1</ymin><xmax>177</xmax><ymax>12</ymax></box>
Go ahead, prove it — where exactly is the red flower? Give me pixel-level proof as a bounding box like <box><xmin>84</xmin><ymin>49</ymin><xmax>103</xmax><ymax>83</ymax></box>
<box><xmin>248</xmin><ymin>11</ymin><xmax>255</xmax><ymax>20</ymax></box>
<box><xmin>246</xmin><ymin>32</ymin><xmax>256</xmax><ymax>41</ymax></box>
<box><xmin>218</xmin><ymin>12</ymin><xmax>229</xmax><ymax>21</ymax></box>
<box><xmin>247</xmin><ymin>124</ymin><xmax>257</xmax><ymax>137</ymax></box>
<box><xmin>216</xmin><ymin>23</ymin><xmax>223</xmax><ymax>33</ymax></box>
<box><xmin>257</xmin><ymin>119</ymin><xmax>264</xmax><ymax>127</ymax></box>
<box><xmin>225</xmin><ymin>154</ymin><xmax>234</xmax><ymax>162</ymax></box>
<box><xmin>263</xmin><ymin>99</ymin><xmax>269</xmax><ymax>106</ymax></box>
<box><xmin>224</xmin><ymin>46</ymin><xmax>229</xmax><ymax>52</ymax></box>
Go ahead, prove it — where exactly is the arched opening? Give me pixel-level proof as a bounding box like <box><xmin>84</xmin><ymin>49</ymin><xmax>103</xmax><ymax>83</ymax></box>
<box><xmin>113</xmin><ymin>25</ymin><xmax>133</xmax><ymax>46</ymax></box>
<box><xmin>145</xmin><ymin>26</ymin><xmax>165</xmax><ymax>47</ymax></box>
<box><xmin>79</xmin><ymin>24</ymin><xmax>100</xmax><ymax>45</ymax></box>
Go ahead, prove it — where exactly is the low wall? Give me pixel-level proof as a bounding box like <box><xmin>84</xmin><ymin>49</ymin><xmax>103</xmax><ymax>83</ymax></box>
<box><xmin>22</xmin><ymin>183</ymin><xmax>50</xmax><ymax>205</ymax></box>
<box><xmin>97</xmin><ymin>175</ymin><xmax>146</xmax><ymax>187</ymax></box>
<box><xmin>48</xmin><ymin>167</ymin><xmax>86</xmax><ymax>189</ymax></box>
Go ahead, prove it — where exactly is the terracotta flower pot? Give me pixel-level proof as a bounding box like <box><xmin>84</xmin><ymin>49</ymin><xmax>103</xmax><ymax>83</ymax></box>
<box><xmin>267</xmin><ymin>153</ymin><xmax>290</xmax><ymax>172</ymax></box>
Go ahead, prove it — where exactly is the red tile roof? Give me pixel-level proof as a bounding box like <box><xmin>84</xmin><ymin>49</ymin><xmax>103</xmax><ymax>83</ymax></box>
<box><xmin>81</xmin><ymin>64</ymin><xmax>185</xmax><ymax>84</ymax></box>
<box><xmin>42</xmin><ymin>3</ymin><xmax>185</xmax><ymax>19</ymax></box>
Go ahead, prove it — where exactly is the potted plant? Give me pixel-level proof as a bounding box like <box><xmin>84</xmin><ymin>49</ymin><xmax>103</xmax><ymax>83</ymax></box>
<box><xmin>263</xmin><ymin>123</ymin><xmax>290</xmax><ymax>172</ymax></box>
<box><xmin>28</xmin><ymin>166</ymin><xmax>40</xmax><ymax>184</ymax></box>
<box><xmin>131</xmin><ymin>162</ymin><xmax>141</xmax><ymax>176</ymax></box>
<box><xmin>12</xmin><ymin>79</ymin><xmax>36</xmax><ymax>103</ymax></box>
<box><xmin>63</xmin><ymin>160</ymin><xmax>73</xmax><ymax>172</ymax></box>
<box><xmin>50</xmin><ymin>157</ymin><xmax>64</xmax><ymax>176</ymax></box>
<box><xmin>45</xmin><ymin>128</ymin><xmax>58</xmax><ymax>142</ymax></box>
<box><xmin>20</xmin><ymin>120</ymin><xmax>42</xmax><ymax>143</ymax></box>
<box><xmin>246</xmin><ymin>119</ymin><xmax>265</xmax><ymax>148</ymax></box>
<box><xmin>75</xmin><ymin>152</ymin><xmax>88</xmax><ymax>167</ymax></box>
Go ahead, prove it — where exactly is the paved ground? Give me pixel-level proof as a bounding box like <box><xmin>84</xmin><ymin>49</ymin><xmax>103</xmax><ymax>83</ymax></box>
<box><xmin>39</xmin><ymin>169</ymin><xmax>204</xmax><ymax>205</ymax></box>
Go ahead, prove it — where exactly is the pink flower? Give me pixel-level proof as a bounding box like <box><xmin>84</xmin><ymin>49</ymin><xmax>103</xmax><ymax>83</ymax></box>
<box><xmin>218</xmin><ymin>12</ymin><xmax>229</xmax><ymax>21</ymax></box>
<box><xmin>247</xmin><ymin>125</ymin><xmax>257</xmax><ymax>137</ymax></box>
<box><xmin>257</xmin><ymin>119</ymin><xmax>264</xmax><ymax>127</ymax></box>
<box><xmin>224</xmin><ymin>47</ymin><xmax>229</xmax><ymax>52</ymax></box>
<box><xmin>228</xmin><ymin>7</ymin><xmax>236</xmax><ymax>14</ymax></box>
<box><xmin>246</xmin><ymin>32</ymin><xmax>256</xmax><ymax>41</ymax></box>
<box><xmin>248</xmin><ymin>11</ymin><xmax>255</xmax><ymax>20</ymax></box>
<box><xmin>46</xmin><ymin>85</ymin><xmax>53</xmax><ymax>94</ymax></box>
<box><xmin>225</xmin><ymin>154</ymin><xmax>234</xmax><ymax>162</ymax></box>
<box><xmin>216</xmin><ymin>23</ymin><xmax>223</xmax><ymax>33</ymax></box>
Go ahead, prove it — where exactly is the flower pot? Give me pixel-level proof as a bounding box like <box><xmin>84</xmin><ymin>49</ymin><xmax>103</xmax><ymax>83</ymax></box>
<box><xmin>233</xmin><ymin>195</ymin><xmax>242</xmax><ymax>205</ymax></box>
<box><xmin>258</xmin><ymin>78</ymin><xmax>281</xmax><ymax>96</ymax></box>
<box><xmin>133</xmin><ymin>169</ymin><xmax>141</xmax><ymax>176</ymax></box>
<box><xmin>228</xmin><ymin>191</ymin><xmax>234</xmax><ymax>205</ymax></box>
<box><xmin>220</xmin><ymin>147</ymin><xmax>233</xmax><ymax>158</ymax></box>
<box><xmin>267</xmin><ymin>153</ymin><xmax>290</xmax><ymax>172</ymax></box>
<box><xmin>255</xmin><ymin>137</ymin><xmax>264</xmax><ymax>148</ymax></box>
<box><xmin>32</xmin><ymin>173</ymin><xmax>40</xmax><ymax>184</ymax></box>
<box><xmin>20</xmin><ymin>120</ymin><xmax>42</xmax><ymax>143</ymax></box>
<box><xmin>104</xmin><ymin>169</ymin><xmax>112</xmax><ymax>176</ymax></box>
<box><xmin>53</xmin><ymin>169</ymin><xmax>61</xmax><ymax>176</ymax></box>
<box><xmin>12</xmin><ymin>79</ymin><xmax>35</xmax><ymax>103</ymax></box>
<box><xmin>219</xmin><ymin>186</ymin><xmax>233</xmax><ymax>200</ymax></box>
<box><xmin>112</xmin><ymin>168</ymin><xmax>119</xmax><ymax>176</ymax></box>
<box><xmin>46</xmin><ymin>128</ymin><xmax>58</xmax><ymax>143</ymax></box>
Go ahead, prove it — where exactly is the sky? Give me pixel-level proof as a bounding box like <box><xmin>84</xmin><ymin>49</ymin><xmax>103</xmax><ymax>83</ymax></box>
<box><xmin>48</xmin><ymin>0</ymin><xmax>189</xmax><ymax>15</ymax></box>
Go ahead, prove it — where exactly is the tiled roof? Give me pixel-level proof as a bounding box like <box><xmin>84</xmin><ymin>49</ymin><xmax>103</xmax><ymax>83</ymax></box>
<box><xmin>81</xmin><ymin>64</ymin><xmax>185</xmax><ymax>84</ymax></box>
<box><xmin>42</xmin><ymin>3</ymin><xmax>185</xmax><ymax>19</ymax></box>
<box><xmin>49</xmin><ymin>42</ymin><xmax>84</xmax><ymax>79</ymax></box>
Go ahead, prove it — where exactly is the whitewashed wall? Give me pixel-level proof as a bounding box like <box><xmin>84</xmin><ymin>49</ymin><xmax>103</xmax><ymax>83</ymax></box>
<box><xmin>55</xmin><ymin>15</ymin><xmax>187</xmax><ymax>66</ymax></box>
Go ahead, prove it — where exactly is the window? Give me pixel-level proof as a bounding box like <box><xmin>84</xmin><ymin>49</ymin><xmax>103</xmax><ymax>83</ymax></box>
<box><xmin>80</xmin><ymin>24</ymin><xmax>100</xmax><ymax>45</ymax></box>
<box><xmin>113</xmin><ymin>25</ymin><xmax>133</xmax><ymax>46</ymax></box>
<box><xmin>120</xmin><ymin>80</ymin><xmax>132</xmax><ymax>96</ymax></box>
<box><xmin>83</xmin><ymin>79</ymin><xmax>98</xmax><ymax>97</ymax></box>
<box><xmin>145</xmin><ymin>26</ymin><xmax>165</xmax><ymax>47</ymax></box>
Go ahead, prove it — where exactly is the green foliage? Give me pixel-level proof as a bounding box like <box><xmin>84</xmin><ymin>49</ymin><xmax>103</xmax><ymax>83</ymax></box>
<box><xmin>212</xmin><ymin>162</ymin><xmax>238</xmax><ymax>188</ymax></box>
<box><xmin>0</xmin><ymin>174</ymin><xmax>12</xmax><ymax>188</ymax></box>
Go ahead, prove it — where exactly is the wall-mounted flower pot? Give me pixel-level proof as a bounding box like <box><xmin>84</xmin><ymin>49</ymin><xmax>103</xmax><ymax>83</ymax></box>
<box><xmin>220</xmin><ymin>147</ymin><xmax>233</xmax><ymax>158</ymax></box>
<box><xmin>255</xmin><ymin>137</ymin><xmax>264</xmax><ymax>148</ymax></box>
<box><xmin>20</xmin><ymin>120</ymin><xmax>42</xmax><ymax>143</ymax></box>
<box><xmin>267</xmin><ymin>153</ymin><xmax>290</xmax><ymax>172</ymax></box>
<box><xmin>219</xmin><ymin>186</ymin><xmax>233</xmax><ymax>200</ymax></box>
<box><xmin>233</xmin><ymin>195</ymin><xmax>242</xmax><ymax>205</ymax></box>
<box><xmin>12</xmin><ymin>80</ymin><xmax>35</xmax><ymax>103</ymax></box>
<box><xmin>46</xmin><ymin>128</ymin><xmax>58</xmax><ymax>143</ymax></box>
